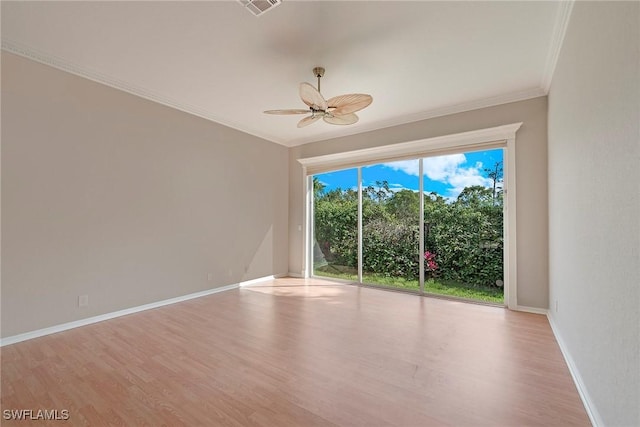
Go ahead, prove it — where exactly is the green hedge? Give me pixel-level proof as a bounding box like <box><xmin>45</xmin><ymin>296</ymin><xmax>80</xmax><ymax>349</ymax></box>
<box><xmin>314</xmin><ymin>185</ymin><xmax>503</xmax><ymax>287</ymax></box>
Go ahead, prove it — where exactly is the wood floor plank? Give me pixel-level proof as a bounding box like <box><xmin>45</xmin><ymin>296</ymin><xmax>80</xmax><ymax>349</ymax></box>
<box><xmin>0</xmin><ymin>278</ymin><xmax>590</xmax><ymax>426</ymax></box>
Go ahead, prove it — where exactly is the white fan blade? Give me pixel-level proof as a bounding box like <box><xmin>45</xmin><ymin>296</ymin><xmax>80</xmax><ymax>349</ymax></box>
<box><xmin>297</xmin><ymin>115</ymin><xmax>322</xmax><ymax>128</ymax></box>
<box><xmin>324</xmin><ymin>113</ymin><xmax>359</xmax><ymax>125</ymax></box>
<box><xmin>327</xmin><ymin>94</ymin><xmax>373</xmax><ymax>115</ymax></box>
<box><xmin>264</xmin><ymin>109</ymin><xmax>310</xmax><ymax>115</ymax></box>
<box><xmin>299</xmin><ymin>83</ymin><xmax>328</xmax><ymax>111</ymax></box>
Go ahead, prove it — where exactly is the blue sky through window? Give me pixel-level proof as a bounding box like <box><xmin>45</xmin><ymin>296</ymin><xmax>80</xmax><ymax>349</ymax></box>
<box><xmin>315</xmin><ymin>148</ymin><xmax>503</xmax><ymax>200</ymax></box>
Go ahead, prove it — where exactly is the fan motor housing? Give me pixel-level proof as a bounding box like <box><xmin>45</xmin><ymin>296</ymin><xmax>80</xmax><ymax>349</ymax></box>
<box><xmin>238</xmin><ymin>0</ymin><xmax>281</xmax><ymax>17</ymax></box>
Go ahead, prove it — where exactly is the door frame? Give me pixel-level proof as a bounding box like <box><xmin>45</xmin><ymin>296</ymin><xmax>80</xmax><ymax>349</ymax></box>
<box><xmin>299</xmin><ymin>123</ymin><xmax>521</xmax><ymax>309</ymax></box>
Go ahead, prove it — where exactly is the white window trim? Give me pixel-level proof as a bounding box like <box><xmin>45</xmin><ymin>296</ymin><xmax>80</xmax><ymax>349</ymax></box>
<box><xmin>299</xmin><ymin>122</ymin><xmax>522</xmax><ymax>309</ymax></box>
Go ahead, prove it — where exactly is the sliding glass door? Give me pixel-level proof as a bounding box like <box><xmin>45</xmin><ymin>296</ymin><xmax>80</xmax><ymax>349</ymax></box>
<box><xmin>310</xmin><ymin>148</ymin><xmax>505</xmax><ymax>304</ymax></box>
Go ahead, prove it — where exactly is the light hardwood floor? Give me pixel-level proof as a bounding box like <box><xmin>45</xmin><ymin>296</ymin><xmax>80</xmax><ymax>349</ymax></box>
<box><xmin>1</xmin><ymin>278</ymin><xmax>590</xmax><ymax>426</ymax></box>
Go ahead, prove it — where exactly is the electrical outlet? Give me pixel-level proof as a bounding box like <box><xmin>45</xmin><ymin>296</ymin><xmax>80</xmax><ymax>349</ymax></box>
<box><xmin>78</xmin><ymin>295</ymin><xmax>89</xmax><ymax>307</ymax></box>
<box><xmin>207</xmin><ymin>273</ymin><xmax>213</xmax><ymax>281</ymax></box>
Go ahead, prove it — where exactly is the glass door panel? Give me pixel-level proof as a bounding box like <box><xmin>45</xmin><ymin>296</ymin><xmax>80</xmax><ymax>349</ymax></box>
<box><xmin>421</xmin><ymin>149</ymin><xmax>504</xmax><ymax>303</ymax></box>
<box><xmin>312</xmin><ymin>169</ymin><xmax>358</xmax><ymax>281</ymax></box>
<box><xmin>361</xmin><ymin>160</ymin><xmax>420</xmax><ymax>290</ymax></box>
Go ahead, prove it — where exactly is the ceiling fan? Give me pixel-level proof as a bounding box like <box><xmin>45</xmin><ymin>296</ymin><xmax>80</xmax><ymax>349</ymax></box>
<box><xmin>264</xmin><ymin>67</ymin><xmax>373</xmax><ymax>128</ymax></box>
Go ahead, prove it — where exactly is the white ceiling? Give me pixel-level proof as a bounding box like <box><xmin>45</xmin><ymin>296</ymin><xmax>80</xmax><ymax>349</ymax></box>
<box><xmin>1</xmin><ymin>1</ymin><xmax>568</xmax><ymax>147</ymax></box>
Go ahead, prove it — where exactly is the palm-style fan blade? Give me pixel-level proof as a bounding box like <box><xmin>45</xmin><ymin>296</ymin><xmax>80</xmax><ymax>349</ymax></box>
<box><xmin>297</xmin><ymin>115</ymin><xmax>322</xmax><ymax>128</ymax></box>
<box><xmin>327</xmin><ymin>94</ymin><xmax>373</xmax><ymax>115</ymax></box>
<box><xmin>299</xmin><ymin>82</ymin><xmax>328</xmax><ymax>111</ymax></box>
<box><xmin>324</xmin><ymin>113</ymin><xmax>359</xmax><ymax>125</ymax></box>
<box><xmin>263</xmin><ymin>109</ymin><xmax>310</xmax><ymax>115</ymax></box>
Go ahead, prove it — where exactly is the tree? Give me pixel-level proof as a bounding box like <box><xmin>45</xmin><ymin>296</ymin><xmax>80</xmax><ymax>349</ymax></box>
<box><xmin>313</xmin><ymin>177</ymin><xmax>504</xmax><ymax>287</ymax></box>
<box><xmin>484</xmin><ymin>161</ymin><xmax>503</xmax><ymax>205</ymax></box>
<box><xmin>456</xmin><ymin>185</ymin><xmax>494</xmax><ymax>208</ymax></box>
<box><xmin>364</xmin><ymin>180</ymin><xmax>391</xmax><ymax>203</ymax></box>
<box><xmin>386</xmin><ymin>189</ymin><xmax>420</xmax><ymax>220</ymax></box>
<box><xmin>312</xmin><ymin>177</ymin><xmax>326</xmax><ymax>198</ymax></box>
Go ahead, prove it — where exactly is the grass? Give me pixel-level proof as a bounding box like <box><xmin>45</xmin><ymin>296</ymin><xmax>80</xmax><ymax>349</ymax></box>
<box><xmin>314</xmin><ymin>264</ymin><xmax>504</xmax><ymax>304</ymax></box>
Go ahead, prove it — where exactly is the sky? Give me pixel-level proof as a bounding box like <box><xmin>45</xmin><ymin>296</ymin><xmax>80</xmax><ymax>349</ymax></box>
<box><xmin>316</xmin><ymin>148</ymin><xmax>503</xmax><ymax>200</ymax></box>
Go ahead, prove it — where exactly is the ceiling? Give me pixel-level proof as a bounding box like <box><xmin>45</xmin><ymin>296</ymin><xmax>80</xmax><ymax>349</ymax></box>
<box><xmin>1</xmin><ymin>1</ymin><xmax>570</xmax><ymax>147</ymax></box>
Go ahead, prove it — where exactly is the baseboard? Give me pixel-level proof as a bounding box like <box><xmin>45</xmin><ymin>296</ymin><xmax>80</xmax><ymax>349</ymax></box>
<box><xmin>238</xmin><ymin>274</ymin><xmax>285</xmax><ymax>287</ymax></box>
<box><xmin>547</xmin><ymin>313</ymin><xmax>602</xmax><ymax>427</ymax></box>
<box><xmin>1</xmin><ymin>280</ymin><xmax>247</xmax><ymax>347</ymax></box>
<box><xmin>286</xmin><ymin>271</ymin><xmax>304</xmax><ymax>278</ymax></box>
<box><xmin>513</xmin><ymin>305</ymin><xmax>549</xmax><ymax>315</ymax></box>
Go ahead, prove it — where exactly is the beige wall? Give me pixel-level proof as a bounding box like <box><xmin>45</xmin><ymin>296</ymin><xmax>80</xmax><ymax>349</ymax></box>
<box><xmin>1</xmin><ymin>53</ymin><xmax>289</xmax><ymax>337</ymax></box>
<box><xmin>547</xmin><ymin>2</ymin><xmax>639</xmax><ymax>425</ymax></box>
<box><xmin>289</xmin><ymin>96</ymin><xmax>549</xmax><ymax>309</ymax></box>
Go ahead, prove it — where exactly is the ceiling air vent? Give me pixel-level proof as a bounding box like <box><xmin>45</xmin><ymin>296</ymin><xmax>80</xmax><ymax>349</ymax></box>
<box><xmin>238</xmin><ymin>0</ymin><xmax>282</xmax><ymax>17</ymax></box>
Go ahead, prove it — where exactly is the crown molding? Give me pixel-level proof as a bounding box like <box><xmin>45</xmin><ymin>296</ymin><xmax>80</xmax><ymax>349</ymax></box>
<box><xmin>541</xmin><ymin>0</ymin><xmax>575</xmax><ymax>93</ymax></box>
<box><xmin>1</xmin><ymin>39</ymin><xmax>283</xmax><ymax>145</ymax></box>
<box><xmin>3</xmin><ymin>38</ymin><xmax>548</xmax><ymax>149</ymax></box>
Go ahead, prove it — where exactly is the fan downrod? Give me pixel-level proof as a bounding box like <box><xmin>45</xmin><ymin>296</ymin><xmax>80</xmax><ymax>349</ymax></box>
<box><xmin>313</xmin><ymin>67</ymin><xmax>325</xmax><ymax>92</ymax></box>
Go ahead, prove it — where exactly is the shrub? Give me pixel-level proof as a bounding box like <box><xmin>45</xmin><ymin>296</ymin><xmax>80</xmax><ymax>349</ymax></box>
<box><xmin>362</xmin><ymin>219</ymin><xmax>419</xmax><ymax>279</ymax></box>
<box><xmin>314</xmin><ymin>185</ymin><xmax>503</xmax><ymax>287</ymax></box>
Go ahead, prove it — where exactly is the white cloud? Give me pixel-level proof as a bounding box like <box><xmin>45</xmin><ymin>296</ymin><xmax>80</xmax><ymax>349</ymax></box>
<box><xmin>381</xmin><ymin>160</ymin><xmax>420</xmax><ymax>176</ymax></box>
<box><xmin>383</xmin><ymin>154</ymin><xmax>492</xmax><ymax>199</ymax></box>
<box><xmin>387</xmin><ymin>183</ymin><xmax>414</xmax><ymax>193</ymax></box>
<box><xmin>446</xmin><ymin>167</ymin><xmax>493</xmax><ymax>198</ymax></box>
<box><xmin>422</xmin><ymin>154</ymin><xmax>467</xmax><ymax>181</ymax></box>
